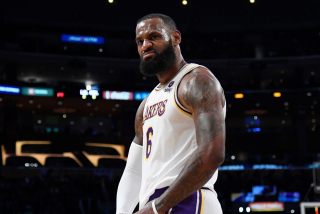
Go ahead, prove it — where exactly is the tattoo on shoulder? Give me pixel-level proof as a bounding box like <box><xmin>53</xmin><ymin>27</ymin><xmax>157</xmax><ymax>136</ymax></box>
<box><xmin>182</xmin><ymin>74</ymin><xmax>218</xmax><ymax>114</ymax></box>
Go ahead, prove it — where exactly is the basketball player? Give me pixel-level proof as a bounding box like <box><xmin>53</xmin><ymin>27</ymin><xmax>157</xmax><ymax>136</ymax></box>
<box><xmin>116</xmin><ymin>14</ymin><xmax>226</xmax><ymax>214</ymax></box>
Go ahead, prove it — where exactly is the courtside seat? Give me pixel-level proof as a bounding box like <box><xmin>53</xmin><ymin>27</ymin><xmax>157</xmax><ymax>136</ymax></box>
<box><xmin>98</xmin><ymin>158</ymin><xmax>126</xmax><ymax>168</ymax></box>
<box><xmin>84</xmin><ymin>143</ymin><xmax>125</xmax><ymax>157</ymax></box>
<box><xmin>5</xmin><ymin>156</ymin><xmax>41</xmax><ymax>167</ymax></box>
<box><xmin>45</xmin><ymin>157</ymin><xmax>81</xmax><ymax>167</ymax></box>
<box><xmin>21</xmin><ymin>144</ymin><xmax>52</xmax><ymax>154</ymax></box>
<box><xmin>82</xmin><ymin>143</ymin><xmax>127</xmax><ymax>167</ymax></box>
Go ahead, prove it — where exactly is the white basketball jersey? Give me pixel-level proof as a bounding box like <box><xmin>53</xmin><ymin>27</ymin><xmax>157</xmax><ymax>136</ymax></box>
<box><xmin>139</xmin><ymin>63</ymin><xmax>226</xmax><ymax>208</ymax></box>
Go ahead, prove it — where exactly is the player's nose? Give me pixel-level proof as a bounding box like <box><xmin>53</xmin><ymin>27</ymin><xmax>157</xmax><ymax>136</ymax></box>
<box><xmin>141</xmin><ymin>39</ymin><xmax>153</xmax><ymax>51</ymax></box>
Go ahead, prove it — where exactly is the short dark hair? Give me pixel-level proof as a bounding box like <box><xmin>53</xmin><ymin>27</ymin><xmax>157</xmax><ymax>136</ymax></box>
<box><xmin>137</xmin><ymin>13</ymin><xmax>177</xmax><ymax>32</ymax></box>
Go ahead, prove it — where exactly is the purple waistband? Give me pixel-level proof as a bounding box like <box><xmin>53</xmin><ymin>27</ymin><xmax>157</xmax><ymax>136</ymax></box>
<box><xmin>146</xmin><ymin>186</ymin><xmax>213</xmax><ymax>204</ymax></box>
<box><xmin>146</xmin><ymin>186</ymin><xmax>212</xmax><ymax>214</ymax></box>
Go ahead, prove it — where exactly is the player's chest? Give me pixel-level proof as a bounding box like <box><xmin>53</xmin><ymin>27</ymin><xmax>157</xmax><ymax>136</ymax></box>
<box><xmin>142</xmin><ymin>93</ymin><xmax>177</xmax><ymax>127</ymax></box>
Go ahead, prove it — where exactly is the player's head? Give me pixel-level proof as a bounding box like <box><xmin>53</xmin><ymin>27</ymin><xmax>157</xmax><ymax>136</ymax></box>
<box><xmin>136</xmin><ymin>14</ymin><xmax>181</xmax><ymax>76</ymax></box>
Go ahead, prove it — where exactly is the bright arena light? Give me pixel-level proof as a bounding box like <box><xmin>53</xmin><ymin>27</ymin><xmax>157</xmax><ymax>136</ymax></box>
<box><xmin>250</xmin><ymin>0</ymin><xmax>255</xmax><ymax>3</ymax></box>
<box><xmin>246</xmin><ymin>207</ymin><xmax>251</xmax><ymax>212</ymax></box>
<box><xmin>239</xmin><ymin>207</ymin><xmax>244</xmax><ymax>213</ymax></box>
<box><xmin>182</xmin><ymin>0</ymin><xmax>188</xmax><ymax>5</ymax></box>
<box><xmin>235</xmin><ymin>93</ymin><xmax>244</xmax><ymax>99</ymax></box>
<box><xmin>273</xmin><ymin>92</ymin><xmax>281</xmax><ymax>97</ymax></box>
<box><xmin>108</xmin><ymin>0</ymin><xmax>114</xmax><ymax>3</ymax></box>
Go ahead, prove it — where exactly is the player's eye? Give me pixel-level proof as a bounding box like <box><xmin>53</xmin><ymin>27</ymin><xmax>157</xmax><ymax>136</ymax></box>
<box><xmin>137</xmin><ymin>40</ymin><xmax>142</xmax><ymax>45</ymax></box>
<box><xmin>151</xmin><ymin>35</ymin><xmax>158</xmax><ymax>40</ymax></box>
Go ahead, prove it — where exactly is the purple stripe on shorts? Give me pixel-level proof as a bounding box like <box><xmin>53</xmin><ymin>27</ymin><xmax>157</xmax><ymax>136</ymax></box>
<box><xmin>146</xmin><ymin>187</ymin><xmax>203</xmax><ymax>214</ymax></box>
<box><xmin>147</xmin><ymin>186</ymin><xmax>169</xmax><ymax>203</ymax></box>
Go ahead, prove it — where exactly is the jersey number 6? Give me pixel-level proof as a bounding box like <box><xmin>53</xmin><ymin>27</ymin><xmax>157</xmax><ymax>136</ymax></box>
<box><xmin>145</xmin><ymin>127</ymin><xmax>153</xmax><ymax>161</ymax></box>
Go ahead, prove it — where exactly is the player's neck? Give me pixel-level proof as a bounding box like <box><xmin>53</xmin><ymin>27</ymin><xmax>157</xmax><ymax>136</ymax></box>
<box><xmin>156</xmin><ymin>56</ymin><xmax>187</xmax><ymax>86</ymax></box>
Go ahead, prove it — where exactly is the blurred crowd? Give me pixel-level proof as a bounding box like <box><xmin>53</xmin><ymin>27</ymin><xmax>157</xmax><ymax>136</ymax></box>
<box><xmin>0</xmin><ymin>168</ymin><xmax>314</xmax><ymax>214</ymax></box>
<box><xmin>0</xmin><ymin>169</ymin><xmax>120</xmax><ymax>214</ymax></box>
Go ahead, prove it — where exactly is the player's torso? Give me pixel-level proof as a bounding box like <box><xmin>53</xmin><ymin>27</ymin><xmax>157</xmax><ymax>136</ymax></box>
<box><xmin>140</xmin><ymin>63</ymin><xmax>202</xmax><ymax>205</ymax></box>
<box><xmin>142</xmin><ymin>63</ymin><xmax>200</xmax><ymax>167</ymax></box>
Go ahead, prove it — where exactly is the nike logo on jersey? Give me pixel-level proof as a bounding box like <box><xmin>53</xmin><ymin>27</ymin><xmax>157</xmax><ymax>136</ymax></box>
<box><xmin>143</xmin><ymin>99</ymin><xmax>168</xmax><ymax>125</ymax></box>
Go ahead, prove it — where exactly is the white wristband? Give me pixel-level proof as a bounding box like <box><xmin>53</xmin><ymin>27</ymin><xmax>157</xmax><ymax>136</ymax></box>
<box><xmin>152</xmin><ymin>200</ymin><xmax>159</xmax><ymax>214</ymax></box>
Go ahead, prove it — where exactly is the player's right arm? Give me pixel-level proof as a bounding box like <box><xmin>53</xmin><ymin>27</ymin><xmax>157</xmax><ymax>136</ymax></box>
<box><xmin>116</xmin><ymin>97</ymin><xmax>148</xmax><ymax>214</ymax></box>
<box><xmin>132</xmin><ymin>95</ymin><xmax>147</xmax><ymax>147</ymax></box>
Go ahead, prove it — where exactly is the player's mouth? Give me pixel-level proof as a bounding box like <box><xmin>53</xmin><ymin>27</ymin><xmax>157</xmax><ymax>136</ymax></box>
<box><xmin>143</xmin><ymin>50</ymin><xmax>156</xmax><ymax>60</ymax></box>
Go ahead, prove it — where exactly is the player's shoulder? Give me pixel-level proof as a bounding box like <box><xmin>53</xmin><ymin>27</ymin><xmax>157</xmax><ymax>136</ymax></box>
<box><xmin>137</xmin><ymin>95</ymin><xmax>149</xmax><ymax>113</ymax></box>
<box><xmin>135</xmin><ymin>95</ymin><xmax>149</xmax><ymax>122</ymax></box>
<box><xmin>181</xmin><ymin>65</ymin><xmax>220</xmax><ymax>89</ymax></box>
<box><xmin>177</xmin><ymin>64</ymin><xmax>225</xmax><ymax>111</ymax></box>
<box><xmin>192</xmin><ymin>64</ymin><xmax>212</xmax><ymax>75</ymax></box>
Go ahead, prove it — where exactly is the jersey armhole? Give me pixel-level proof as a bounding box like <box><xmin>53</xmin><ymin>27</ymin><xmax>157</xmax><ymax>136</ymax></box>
<box><xmin>173</xmin><ymin>65</ymin><xmax>201</xmax><ymax>116</ymax></box>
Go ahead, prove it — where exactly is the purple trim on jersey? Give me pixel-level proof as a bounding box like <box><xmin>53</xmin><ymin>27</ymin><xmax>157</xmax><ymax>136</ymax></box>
<box><xmin>197</xmin><ymin>190</ymin><xmax>202</xmax><ymax>214</ymax></box>
<box><xmin>155</xmin><ymin>84</ymin><xmax>162</xmax><ymax>91</ymax></box>
<box><xmin>174</xmin><ymin>91</ymin><xmax>192</xmax><ymax>115</ymax></box>
<box><xmin>146</xmin><ymin>187</ymin><xmax>212</xmax><ymax>214</ymax></box>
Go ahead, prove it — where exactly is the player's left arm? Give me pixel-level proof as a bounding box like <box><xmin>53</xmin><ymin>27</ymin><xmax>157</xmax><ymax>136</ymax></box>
<box><xmin>154</xmin><ymin>67</ymin><xmax>226</xmax><ymax>213</ymax></box>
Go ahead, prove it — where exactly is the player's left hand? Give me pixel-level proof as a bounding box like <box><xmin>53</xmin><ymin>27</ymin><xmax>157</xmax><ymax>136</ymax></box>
<box><xmin>133</xmin><ymin>200</ymin><xmax>165</xmax><ymax>214</ymax></box>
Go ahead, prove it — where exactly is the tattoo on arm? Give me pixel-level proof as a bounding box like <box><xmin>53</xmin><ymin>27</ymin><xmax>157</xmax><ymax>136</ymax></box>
<box><xmin>183</xmin><ymin>74</ymin><xmax>224</xmax><ymax>145</ymax></box>
<box><xmin>155</xmin><ymin>73</ymin><xmax>225</xmax><ymax>213</ymax></box>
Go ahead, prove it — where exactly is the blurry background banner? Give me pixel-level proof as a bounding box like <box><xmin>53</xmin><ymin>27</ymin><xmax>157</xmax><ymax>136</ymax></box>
<box><xmin>0</xmin><ymin>84</ymin><xmax>20</xmax><ymax>94</ymax></box>
<box><xmin>21</xmin><ymin>87</ymin><xmax>54</xmax><ymax>97</ymax></box>
<box><xmin>0</xmin><ymin>0</ymin><xmax>320</xmax><ymax>213</ymax></box>
<box><xmin>61</xmin><ymin>34</ymin><xmax>105</xmax><ymax>44</ymax></box>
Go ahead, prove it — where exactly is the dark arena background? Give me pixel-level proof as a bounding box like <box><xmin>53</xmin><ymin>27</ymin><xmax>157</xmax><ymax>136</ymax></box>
<box><xmin>1</xmin><ymin>0</ymin><xmax>320</xmax><ymax>213</ymax></box>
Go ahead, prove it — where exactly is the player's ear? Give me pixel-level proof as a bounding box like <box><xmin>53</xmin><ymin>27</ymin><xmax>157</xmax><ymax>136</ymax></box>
<box><xmin>171</xmin><ymin>30</ymin><xmax>181</xmax><ymax>47</ymax></box>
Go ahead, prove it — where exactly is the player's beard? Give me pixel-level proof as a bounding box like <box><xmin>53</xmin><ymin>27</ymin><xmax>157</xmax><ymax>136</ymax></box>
<box><xmin>139</xmin><ymin>41</ymin><xmax>176</xmax><ymax>76</ymax></box>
